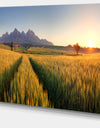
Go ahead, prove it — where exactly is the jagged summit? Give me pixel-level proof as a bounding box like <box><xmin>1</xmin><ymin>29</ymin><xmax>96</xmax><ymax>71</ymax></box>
<box><xmin>12</xmin><ymin>28</ymin><xmax>20</xmax><ymax>35</ymax></box>
<box><xmin>21</xmin><ymin>30</ymin><xmax>25</xmax><ymax>33</ymax></box>
<box><xmin>0</xmin><ymin>28</ymin><xmax>53</xmax><ymax>45</ymax></box>
<box><xmin>27</xmin><ymin>29</ymin><xmax>35</xmax><ymax>36</ymax></box>
<box><xmin>12</xmin><ymin>28</ymin><xmax>20</xmax><ymax>34</ymax></box>
<box><xmin>14</xmin><ymin>28</ymin><xmax>18</xmax><ymax>31</ymax></box>
<box><xmin>27</xmin><ymin>29</ymin><xmax>33</xmax><ymax>32</ymax></box>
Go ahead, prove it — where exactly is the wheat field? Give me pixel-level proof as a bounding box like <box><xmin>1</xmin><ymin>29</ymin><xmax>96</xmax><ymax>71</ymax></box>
<box><xmin>5</xmin><ymin>55</ymin><xmax>49</xmax><ymax>107</ymax></box>
<box><xmin>29</xmin><ymin>54</ymin><xmax>100</xmax><ymax>113</ymax></box>
<box><xmin>1</xmin><ymin>47</ymin><xmax>100</xmax><ymax>113</ymax></box>
<box><xmin>0</xmin><ymin>49</ymin><xmax>49</xmax><ymax>107</ymax></box>
<box><xmin>0</xmin><ymin>49</ymin><xmax>21</xmax><ymax>98</ymax></box>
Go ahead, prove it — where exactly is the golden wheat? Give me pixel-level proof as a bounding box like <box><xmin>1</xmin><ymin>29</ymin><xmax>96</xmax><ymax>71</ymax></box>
<box><xmin>29</xmin><ymin>54</ymin><xmax>100</xmax><ymax>112</ymax></box>
<box><xmin>0</xmin><ymin>48</ymin><xmax>21</xmax><ymax>75</ymax></box>
<box><xmin>5</xmin><ymin>55</ymin><xmax>49</xmax><ymax>107</ymax></box>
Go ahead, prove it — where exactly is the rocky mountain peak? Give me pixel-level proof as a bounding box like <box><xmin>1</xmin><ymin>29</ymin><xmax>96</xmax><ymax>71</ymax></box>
<box><xmin>0</xmin><ymin>28</ymin><xmax>53</xmax><ymax>45</ymax></box>
<box><xmin>27</xmin><ymin>29</ymin><xmax>35</xmax><ymax>35</ymax></box>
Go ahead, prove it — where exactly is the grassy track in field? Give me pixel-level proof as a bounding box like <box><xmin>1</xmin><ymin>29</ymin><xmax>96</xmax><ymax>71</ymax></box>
<box><xmin>4</xmin><ymin>55</ymin><xmax>50</xmax><ymax>107</ymax></box>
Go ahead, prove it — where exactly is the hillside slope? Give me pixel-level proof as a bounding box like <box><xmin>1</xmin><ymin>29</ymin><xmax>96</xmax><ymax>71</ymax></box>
<box><xmin>0</xmin><ymin>44</ymin><xmax>10</xmax><ymax>50</ymax></box>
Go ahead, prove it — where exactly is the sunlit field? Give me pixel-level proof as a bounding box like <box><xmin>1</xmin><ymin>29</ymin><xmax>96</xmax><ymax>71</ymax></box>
<box><xmin>1</xmin><ymin>3</ymin><xmax>100</xmax><ymax>115</ymax></box>
<box><xmin>0</xmin><ymin>48</ymin><xmax>49</xmax><ymax>107</ymax></box>
<box><xmin>29</xmin><ymin>54</ymin><xmax>100</xmax><ymax>113</ymax></box>
<box><xmin>0</xmin><ymin>48</ymin><xmax>21</xmax><ymax>99</ymax></box>
<box><xmin>0</xmin><ymin>44</ymin><xmax>10</xmax><ymax>50</ymax></box>
<box><xmin>5</xmin><ymin>55</ymin><xmax>49</xmax><ymax>107</ymax></box>
<box><xmin>1</xmin><ymin>47</ymin><xmax>100</xmax><ymax>113</ymax></box>
<box><xmin>27</xmin><ymin>47</ymin><xmax>74</xmax><ymax>55</ymax></box>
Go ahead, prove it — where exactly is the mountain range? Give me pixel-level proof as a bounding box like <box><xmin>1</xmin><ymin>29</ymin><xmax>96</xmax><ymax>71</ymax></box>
<box><xmin>0</xmin><ymin>28</ymin><xmax>53</xmax><ymax>46</ymax></box>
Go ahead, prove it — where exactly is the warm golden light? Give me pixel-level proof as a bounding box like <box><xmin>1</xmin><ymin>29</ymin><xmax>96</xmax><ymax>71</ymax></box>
<box><xmin>88</xmin><ymin>40</ymin><xmax>94</xmax><ymax>48</ymax></box>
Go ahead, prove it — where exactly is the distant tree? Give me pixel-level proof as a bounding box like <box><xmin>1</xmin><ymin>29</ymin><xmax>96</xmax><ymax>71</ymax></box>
<box><xmin>11</xmin><ymin>42</ymin><xmax>13</xmax><ymax>51</ymax></box>
<box><xmin>73</xmin><ymin>43</ymin><xmax>80</xmax><ymax>55</ymax></box>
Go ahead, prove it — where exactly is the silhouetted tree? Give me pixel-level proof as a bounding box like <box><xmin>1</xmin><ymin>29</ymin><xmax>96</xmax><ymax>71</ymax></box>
<box><xmin>11</xmin><ymin>42</ymin><xmax>13</xmax><ymax>51</ymax></box>
<box><xmin>73</xmin><ymin>43</ymin><xmax>80</xmax><ymax>55</ymax></box>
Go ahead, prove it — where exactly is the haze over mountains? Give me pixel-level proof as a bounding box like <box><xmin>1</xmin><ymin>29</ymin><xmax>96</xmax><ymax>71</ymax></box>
<box><xmin>0</xmin><ymin>28</ymin><xmax>53</xmax><ymax>45</ymax></box>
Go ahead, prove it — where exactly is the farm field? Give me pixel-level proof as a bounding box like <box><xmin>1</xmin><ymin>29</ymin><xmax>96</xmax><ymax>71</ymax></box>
<box><xmin>0</xmin><ymin>44</ymin><xmax>10</xmax><ymax>50</ymax></box>
<box><xmin>1</xmin><ymin>47</ymin><xmax>100</xmax><ymax>113</ymax></box>
<box><xmin>0</xmin><ymin>48</ymin><xmax>21</xmax><ymax>100</ymax></box>
<box><xmin>0</xmin><ymin>48</ymin><xmax>50</xmax><ymax>107</ymax></box>
<box><xmin>29</xmin><ymin>54</ymin><xmax>100</xmax><ymax>113</ymax></box>
<box><xmin>27</xmin><ymin>47</ymin><xmax>75</xmax><ymax>55</ymax></box>
<box><xmin>1</xmin><ymin>4</ymin><xmax>100</xmax><ymax>116</ymax></box>
<box><xmin>14</xmin><ymin>47</ymin><xmax>26</xmax><ymax>52</ymax></box>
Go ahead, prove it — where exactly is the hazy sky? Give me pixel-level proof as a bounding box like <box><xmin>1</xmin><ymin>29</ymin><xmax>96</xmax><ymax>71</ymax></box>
<box><xmin>0</xmin><ymin>4</ymin><xmax>100</xmax><ymax>47</ymax></box>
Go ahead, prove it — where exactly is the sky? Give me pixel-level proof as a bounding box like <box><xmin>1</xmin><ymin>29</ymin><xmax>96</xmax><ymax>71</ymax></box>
<box><xmin>0</xmin><ymin>4</ymin><xmax>100</xmax><ymax>47</ymax></box>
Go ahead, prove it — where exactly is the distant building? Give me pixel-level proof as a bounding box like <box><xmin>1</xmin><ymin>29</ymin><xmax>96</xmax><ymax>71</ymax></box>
<box><xmin>13</xmin><ymin>44</ymin><xmax>21</xmax><ymax>48</ymax></box>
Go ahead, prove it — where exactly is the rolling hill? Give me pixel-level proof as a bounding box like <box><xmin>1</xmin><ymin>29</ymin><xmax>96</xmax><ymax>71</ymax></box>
<box><xmin>0</xmin><ymin>44</ymin><xmax>10</xmax><ymax>50</ymax></box>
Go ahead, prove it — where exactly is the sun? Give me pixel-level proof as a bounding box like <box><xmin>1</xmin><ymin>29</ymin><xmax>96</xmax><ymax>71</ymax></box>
<box><xmin>88</xmin><ymin>40</ymin><xmax>94</xmax><ymax>48</ymax></box>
